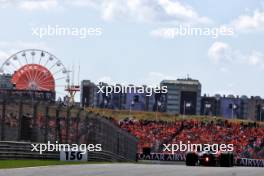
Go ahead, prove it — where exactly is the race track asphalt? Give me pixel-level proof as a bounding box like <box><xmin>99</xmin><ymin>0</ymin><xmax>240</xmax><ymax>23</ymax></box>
<box><xmin>0</xmin><ymin>163</ymin><xmax>263</xmax><ymax>176</ymax></box>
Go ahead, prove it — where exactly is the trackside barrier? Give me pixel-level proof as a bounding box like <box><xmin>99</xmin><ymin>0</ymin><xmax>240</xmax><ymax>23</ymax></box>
<box><xmin>137</xmin><ymin>153</ymin><xmax>185</xmax><ymax>161</ymax></box>
<box><xmin>137</xmin><ymin>153</ymin><xmax>264</xmax><ymax>167</ymax></box>
<box><xmin>0</xmin><ymin>141</ymin><xmax>134</xmax><ymax>162</ymax></box>
<box><xmin>0</xmin><ymin>141</ymin><xmax>57</xmax><ymax>160</ymax></box>
<box><xmin>0</xmin><ymin>100</ymin><xmax>138</xmax><ymax>162</ymax></box>
<box><xmin>236</xmin><ymin>158</ymin><xmax>264</xmax><ymax>167</ymax></box>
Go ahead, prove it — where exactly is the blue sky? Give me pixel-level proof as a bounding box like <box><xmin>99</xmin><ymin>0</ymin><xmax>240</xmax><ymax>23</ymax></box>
<box><xmin>0</xmin><ymin>0</ymin><xmax>264</xmax><ymax>99</ymax></box>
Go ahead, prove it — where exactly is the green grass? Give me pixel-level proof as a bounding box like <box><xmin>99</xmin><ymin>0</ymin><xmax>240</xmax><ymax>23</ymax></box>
<box><xmin>88</xmin><ymin>108</ymin><xmax>264</xmax><ymax>126</ymax></box>
<box><xmin>0</xmin><ymin>160</ymin><xmax>108</xmax><ymax>169</ymax></box>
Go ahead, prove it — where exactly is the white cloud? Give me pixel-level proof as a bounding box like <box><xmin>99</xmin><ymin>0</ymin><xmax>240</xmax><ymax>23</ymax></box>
<box><xmin>66</xmin><ymin>0</ymin><xmax>211</xmax><ymax>24</ymax></box>
<box><xmin>144</xmin><ymin>72</ymin><xmax>176</xmax><ymax>87</ymax></box>
<box><xmin>158</xmin><ymin>0</ymin><xmax>211</xmax><ymax>24</ymax></box>
<box><xmin>208</xmin><ymin>41</ymin><xmax>264</xmax><ymax>68</ymax></box>
<box><xmin>208</xmin><ymin>42</ymin><xmax>232</xmax><ymax>64</ymax></box>
<box><xmin>99</xmin><ymin>0</ymin><xmax>164</xmax><ymax>22</ymax></box>
<box><xmin>248</xmin><ymin>50</ymin><xmax>264</xmax><ymax>66</ymax></box>
<box><xmin>1</xmin><ymin>0</ymin><xmax>210</xmax><ymax>24</ymax></box>
<box><xmin>0</xmin><ymin>0</ymin><xmax>58</xmax><ymax>11</ymax></box>
<box><xmin>0</xmin><ymin>0</ymin><xmax>11</xmax><ymax>8</ymax></box>
<box><xmin>65</xmin><ymin>0</ymin><xmax>98</xmax><ymax>8</ymax></box>
<box><xmin>19</xmin><ymin>0</ymin><xmax>58</xmax><ymax>11</ymax></box>
<box><xmin>230</xmin><ymin>9</ymin><xmax>264</xmax><ymax>32</ymax></box>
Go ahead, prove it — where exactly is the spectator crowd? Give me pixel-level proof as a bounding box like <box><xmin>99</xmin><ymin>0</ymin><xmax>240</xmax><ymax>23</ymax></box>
<box><xmin>119</xmin><ymin>117</ymin><xmax>264</xmax><ymax>159</ymax></box>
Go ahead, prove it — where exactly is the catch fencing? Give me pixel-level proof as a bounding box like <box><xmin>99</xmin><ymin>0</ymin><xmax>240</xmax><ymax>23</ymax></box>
<box><xmin>0</xmin><ymin>99</ymin><xmax>138</xmax><ymax>161</ymax></box>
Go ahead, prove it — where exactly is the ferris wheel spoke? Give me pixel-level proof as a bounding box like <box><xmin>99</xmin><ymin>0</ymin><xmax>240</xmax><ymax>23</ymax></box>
<box><xmin>29</xmin><ymin>68</ymin><xmax>35</xmax><ymax>82</ymax></box>
<box><xmin>27</xmin><ymin>69</ymin><xmax>34</xmax><ymax>82</ymax></box>
<box><xmin>41</xmin><ymin>75</ymin><xmax>55</xmax><ymax>86</ymax></box>
<box><xmin>37</xmin><ymin>77</ymin><xmax>54</xmax><ymax>87</ymax></box>
<box><xmin>48</xmin><ymin>62</ymin><xmax>58</xmax><ymax>71</ymax></box>
<box><xmin>40</xmin><ymin>82</ymin><xmax>54</xmax><ymax>87</ymax></box>
<box><xmin>31</xmin><ymin>69</ymin><xmax>38</xmax><ymax>82</ymax></box>
<box><xmin>31</xmin><ymin>69</ymin><xmax>38</xmax><ymax>81</ymax></box>
<box><xmin>38</xmin><ymin>78</ymin><xmax>55</xmax><ymax>86</ymax></box>
<box><xmin>18</xmin><ymin>76</ymin><xmax>29</xmax><ymax>85</ymax></box>
<box><xmin>52</xmin><ymin>68</ymin><xmax>64</xmax><ymax>76</ymax></box>
<box><xmin>23</xmin><ymin>55</ymin><xmax>29</xmax><ymax>64</ymax></box>
<box><xmin>38</xmin><ymin>75</ymin><xmax>50</xmax><ymax>84</ymax></box>
<box><xmin>34</xmin><ymin>69</ymin><xmax>48</xmax><ymax>82</ymax></box>
<box><xmin>38</xmin><ymin>80</ymin><xmax>54</xmax><ymax>85</ymax></box>
<box><xmin>30</xmin><ymin>69</ymin><xmax>37</xmax><ymax>82</ymax></box>
<box><xmin>14</xmin><ymin>56</ymin><xmax>23</xmax><ymax>67</ymax></box>
<box><xmin>38</xmin><ymin>75</ymin><xmax>53</xmax><ymax>82</ymax></box>
<box><xmin>23</xmin><ymin>70</ymin><xmax>32</xmax><ymax>83</ymax></box>
<box><xmin>37</xmin><ymin>72</ymin><xmax>53</xmax><ymax>82</ymax></box>
<box><xmin>9</xmin><ymin>61</ymin><xmax>18</xmax><ymax>71</ymax></box>
<box><xmin>56</xmin><ymin>85</ymin><xmax>66</xmax><ymax>87</ymax></box>
<box><xmin>55</xmin><ymin>76</ymin><xmax>67</xmax><ymax>81</ymax></box>
<box><xmin>32</xmin><ymin>72</ymin><xmax>39</xmax><ymax>84</ymax></box>
<box><xmin>44</xmin><ymin>56</ymin><xmax>52</xmax><ymax>67</ymax></box>
<box><xmin>37</xmin><ymin>85</ymin><xmax>50</xmax><ymax>91</ymax></box>
<box><xmin>12</xmin><ymin>67</ymin><xmax>30</xmax><ymax>83</ymax></box>
<box><xmin>39</xmin><ymin>84</ymin><xmax>55</xmax><ymax>91</ymax></box>
<box><xmin>31</xmin><ymin>50</ymin><xmax>36</xmax><ymax>64</ymax></box>
<box><xmin>40</xmin><ymin>85</ymin><xmax>54</xmax><ymax>90</ymax></box>
<box><xmin>33</xmin><ymin>67</ymin><xmax>42</xmax><ymax>82</ymax></box>
<box><xmin>38</xmin><ymin>54</ymin><xmax>44</xmax><ymax>65</ymax></box>
<box><xmin>39</xmin><ymin>85</ymin><xmax>55</xmax><ymax>90</ymax></box>
<box><xmin>33</xmin><ymin>70</ymin><xmax>43</xmax><ymax>82</ymax></box>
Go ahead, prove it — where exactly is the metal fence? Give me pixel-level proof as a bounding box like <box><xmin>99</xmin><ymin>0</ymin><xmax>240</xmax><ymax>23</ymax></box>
<box><xmin>0</xmin><ymin>99</ymin><xmax>138</xmax><ymax>161</ymax></box>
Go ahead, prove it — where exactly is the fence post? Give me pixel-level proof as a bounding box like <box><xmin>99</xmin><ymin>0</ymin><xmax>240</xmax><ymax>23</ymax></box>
<box><xmin>17</xmin><ymin>101</ymin><xmax>23</xmax><ymax>141</ymax></box>
<box><xmin>44</xmin><ymin>105</ymin><xmax>49</xmax><ymax>143</ymax></box>
<box><xmin>85</xmin><ymin>112</ymin><xmax>91</xmax><ymax>144</ymax></box>
<box><xmin>55</xmin><ymin>105</ymin><xmax>61</xmax><ymax>143</ymax></box>
<box><xmin>76</xmin><ymin>109</ymin><xmax>81</xmax><ymax>144</ymax></box>
<box><xmin>0</xmin><ymin>99</ymin><xmax>6</xmax><ymax>141</ymax></box>
<box><xmin>31</xmin><ymin>101</ymin><xmax>39</xmax><ymax>142</ymax></box>
<box><xmin>66</xmin><ymin>107</ymin><xmax>71</xmax><ymax>144</ymax></box>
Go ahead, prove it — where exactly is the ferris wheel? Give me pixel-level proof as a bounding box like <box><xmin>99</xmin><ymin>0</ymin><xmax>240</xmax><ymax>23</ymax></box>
<box><xmin>0</xmin><ymin>49</ymin><xmax>69</xmax><ymax>92</ymax></box>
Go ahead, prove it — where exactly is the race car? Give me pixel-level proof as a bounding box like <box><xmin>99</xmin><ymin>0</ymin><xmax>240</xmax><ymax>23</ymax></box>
<box><xmin>186</xmin><ymin>150</ymin><xmax>234</xmax><ymax>167</ymax></box>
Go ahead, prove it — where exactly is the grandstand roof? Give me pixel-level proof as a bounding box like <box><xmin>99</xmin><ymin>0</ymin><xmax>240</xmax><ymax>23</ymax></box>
<box><xmin>161</xmin><ymin>78</ymin><xmax>201</xmax><ymax>86</ymax></box>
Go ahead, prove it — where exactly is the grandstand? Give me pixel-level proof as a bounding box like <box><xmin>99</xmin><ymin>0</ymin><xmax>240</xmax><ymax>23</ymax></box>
<box><xmin>90</xmin><ymin>108</ymin><xmax>264</xmax><ymax>160</ymax></box>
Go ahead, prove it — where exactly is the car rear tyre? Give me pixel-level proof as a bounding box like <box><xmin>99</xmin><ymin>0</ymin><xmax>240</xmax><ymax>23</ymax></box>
<box><xmin>186</xmin><ymin>153</ymin><xmax>198</xmax><ymax>166</ymax></box>
<box><xmin>220</xmin><ymin>153</ymin><xmax>234</xmax><ymax>167</ymax></box>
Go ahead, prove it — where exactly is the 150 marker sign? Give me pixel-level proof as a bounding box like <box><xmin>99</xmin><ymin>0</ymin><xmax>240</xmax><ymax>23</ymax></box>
<box><xmin>60</xmin><ymin>151</ymin><xmax>88</xmax><ymax>161</ymax></box>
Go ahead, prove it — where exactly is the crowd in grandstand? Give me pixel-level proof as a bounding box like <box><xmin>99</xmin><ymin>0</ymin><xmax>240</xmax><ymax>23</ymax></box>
<box><xmin>2</xmin><ymin>106</ymin><xmax>263</xmax><ymax>159</ymax></box>
<box><xmin>119</xmin><ymin>117</ymin><xmax>264</xmax><ymax>159</ymax></box>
